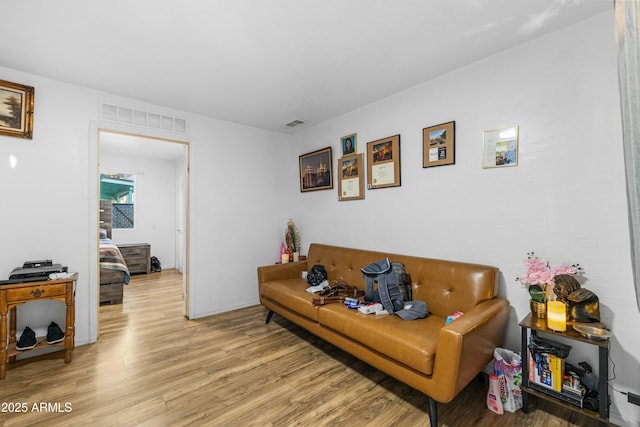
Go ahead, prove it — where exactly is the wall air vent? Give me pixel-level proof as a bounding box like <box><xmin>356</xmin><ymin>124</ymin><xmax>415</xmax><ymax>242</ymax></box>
<box><xmin>100</xmin><ymin>102</ymin><xmax>188</xmax><ymax>134</ymax></box>
<box><xmin>283</xmin><ymin>119</ymin><xmax>306</xmax><ymax>128</ymax></box>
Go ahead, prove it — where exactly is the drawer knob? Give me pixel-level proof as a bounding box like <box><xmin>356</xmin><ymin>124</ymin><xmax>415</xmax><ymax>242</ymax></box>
<box><xmin>31</xmin><ymin>289</ymin><xmax>44</xmax><ymax>298</ymax></box>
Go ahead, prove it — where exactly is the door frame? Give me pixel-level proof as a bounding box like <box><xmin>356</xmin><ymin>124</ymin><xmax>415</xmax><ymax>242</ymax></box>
<box><xmin>89</xmin><ymin>121</ymin><xmax>191</xmax><ymax>342</ymax></box>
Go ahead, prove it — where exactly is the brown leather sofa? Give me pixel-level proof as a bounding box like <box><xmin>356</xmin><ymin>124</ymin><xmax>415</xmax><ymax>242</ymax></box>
<box><xmin>258</xmin><ymin>243</ymin><xmax>509</xmax><ymax>426</ymax></box>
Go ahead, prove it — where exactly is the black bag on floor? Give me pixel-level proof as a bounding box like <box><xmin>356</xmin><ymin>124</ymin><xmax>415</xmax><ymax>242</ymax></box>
<box><xmin>151</xmin><ymin>256</ymin><xmax>161</xmax><ymax>272</ymax></box>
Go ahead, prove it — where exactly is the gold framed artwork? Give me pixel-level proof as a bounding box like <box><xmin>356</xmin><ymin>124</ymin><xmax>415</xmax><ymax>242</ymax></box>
<box><xmin>423</xmin><ymin>121</ymin><xmax>455</xmax><ymax>168</ymax></box>
<box><xmin>340</xmin><ymin>133</ymin><xmax>357</xmax><ymax>156</ymax></box>
<box><xmin>299</xmin><ymin>146</ymin><xmax>333</xmax><ymax>192</ymax></box>
<box><xmin>338</xmin><ymin>153</ymin><xmax>364</xmax><ymax>201</ymax></box>
<box><xmin>482</xmin><ymin>126</ymin><xmax>519</xmax><ymax>168</ymax></box>
<box><xmin>0</xmin><ymin>79</ymin><xmax>34</xmax><ymax>139</ymax></box>
<box><xmin>366</xmin><ymin>134</ymin><xmax>401</xmax><ymax>189</ymax></box>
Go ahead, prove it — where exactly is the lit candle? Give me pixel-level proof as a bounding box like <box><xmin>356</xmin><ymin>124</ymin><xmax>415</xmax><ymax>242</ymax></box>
<box><xmin>547</xmin><ymin>301</ymin><xmax>567</xmax><ymax>332</ymax></box>
<box><xmin>281</xmin><ymin>253</ymin><xmax>289</xmax><ymax>264</ymax></box>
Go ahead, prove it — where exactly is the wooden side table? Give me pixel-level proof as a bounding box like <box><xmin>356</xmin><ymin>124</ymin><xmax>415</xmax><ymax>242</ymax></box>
<box><xmin>520</xmin><ymin>313</ymin><xmax>610</xmax><ymax>426</ymax></box>
<box><xmin>0</xmin><ymin>274</ymin><xmax>77</xmax><ymax>379</ymax></box>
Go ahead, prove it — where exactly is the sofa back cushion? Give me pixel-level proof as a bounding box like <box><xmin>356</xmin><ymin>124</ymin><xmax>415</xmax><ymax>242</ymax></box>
<box><xmin>306</xmin><ymin>243</ymin><xmax>499</xmax><ymax>318</ymax></box>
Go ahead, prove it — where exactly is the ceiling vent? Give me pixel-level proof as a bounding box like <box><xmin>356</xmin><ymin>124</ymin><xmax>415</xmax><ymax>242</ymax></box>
<box><xmin>100</xmin><ymin>102</ymin><xmax>188</xmax><ymax>134</ymax></box>
<box><xmin>283</xmin><ymin>119</ymin><xmax>306</xmax><ymax>129</ymax></box>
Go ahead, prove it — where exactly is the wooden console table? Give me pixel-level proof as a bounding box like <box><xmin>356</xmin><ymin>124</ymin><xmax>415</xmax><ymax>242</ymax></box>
<box><xmin>0</xmin><ymin>274</ymin><xmax>77</xmax><ymax>379</ymax></box>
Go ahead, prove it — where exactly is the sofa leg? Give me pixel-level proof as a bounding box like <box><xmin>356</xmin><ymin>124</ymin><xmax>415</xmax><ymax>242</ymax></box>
<box><xmin>428</xmin><ymin>397</ymin><xmax>437</xmax><ymax>426</ymax></box>
<box><xmin>265</xmin><ymin>310</ymin><xmax>274</xmax><ymax>324</ymax></box>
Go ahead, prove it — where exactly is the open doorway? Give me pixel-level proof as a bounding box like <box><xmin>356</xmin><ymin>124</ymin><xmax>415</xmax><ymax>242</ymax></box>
<box><xmin>97</xmin><ymin>129</ymin><xmax>189</xmax><ymax>318</ymax></box>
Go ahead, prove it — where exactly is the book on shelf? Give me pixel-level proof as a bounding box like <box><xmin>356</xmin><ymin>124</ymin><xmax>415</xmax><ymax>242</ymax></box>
<box><xmin>527</xmin><ymin>350</ymin><xmax>564</xmax><ymax>392</ymax></box>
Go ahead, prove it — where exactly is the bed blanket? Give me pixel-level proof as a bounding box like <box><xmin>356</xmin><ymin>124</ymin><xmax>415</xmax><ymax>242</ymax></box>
<box><xmin>100</xmin><ymin>238</ymin><xmax>131</xmax><ymax>285</ymax></box>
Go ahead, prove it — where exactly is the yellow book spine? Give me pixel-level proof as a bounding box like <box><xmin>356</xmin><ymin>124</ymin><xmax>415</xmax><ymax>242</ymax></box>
<box><xmin>549</xmin><ymin>354</ymin><xmax>564</xmax><ymax>392</ymax></box>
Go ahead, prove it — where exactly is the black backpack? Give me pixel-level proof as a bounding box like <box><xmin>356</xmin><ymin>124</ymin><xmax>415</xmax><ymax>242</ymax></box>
<box><xmin>151</xmin><ymin>256</ymin><xmax>162</xmax><ymax>272</ymax></box>
<box><xmin>307</xmin><ymin>264</ymin><xmax>327</xmax><ymax>286</ymax></box>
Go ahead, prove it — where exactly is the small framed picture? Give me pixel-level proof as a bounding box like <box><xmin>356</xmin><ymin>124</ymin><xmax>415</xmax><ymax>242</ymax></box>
<box><xmin>340</xmin><ymin>133</ymin><xmax>357</xmax><ymax>156</ymax></box>
<box><xmin>482</xmin><ymin>126</ymin><xmax>519</xmax><ymax>168</ymax></box>
<box><xmin>423</xmin><ymin>121</ymin><xmax>455</xmax><ymax>168</ymax></box>
<box><xmin>366</xmin><ymin>134</ymin><xmax>401</xmax><ymax>189</ymax></box>
<box><xmin>0</xmin><ymin>79</ymin><xmax>34</xmax><ymax>139</ymax></box>
<box><xmin>338</xmin><ymin>153</ymin><xmax>364</xmax><ymax>201</ymax></box>
<box><xmin>299</xmin><ymin>146</ymin><xmax>333</xmax><ymax>192</ymax></box>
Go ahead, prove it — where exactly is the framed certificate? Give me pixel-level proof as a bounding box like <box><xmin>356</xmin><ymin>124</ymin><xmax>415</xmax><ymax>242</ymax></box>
<box><xmin>367</xmin><ymin>134</ymin><xmax>400</xmax><ymax>189</ymax></box>
<box><xmin>338</xmin><ymin>153</ymin><xmax>364</xmax><ymax>201</ymax></box>
<box><xmin>423</xmin><ymin>121</ymin><xmax>455</xmax><ymax>168</ymax></box>
<box><xmin>482</xmin><ymin>126</ymin><xmax>518</xmax><ymax>168</ymax></box>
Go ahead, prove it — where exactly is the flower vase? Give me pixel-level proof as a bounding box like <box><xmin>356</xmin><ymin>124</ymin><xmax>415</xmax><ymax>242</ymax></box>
<box><xmin>530</xmin><ymin>300</ymin><xmax>547</xmax><ymax>318</ymax></box>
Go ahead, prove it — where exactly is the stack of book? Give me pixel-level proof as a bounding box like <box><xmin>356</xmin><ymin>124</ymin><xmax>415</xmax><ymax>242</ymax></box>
<box><xmin>528</xmin><ymin>350</ymin><xmax>586</xmax><ymax>408</ymax></box>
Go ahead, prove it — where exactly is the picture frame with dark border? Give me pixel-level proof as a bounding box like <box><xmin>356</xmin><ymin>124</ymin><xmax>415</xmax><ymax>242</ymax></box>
<box><xmin>366</xmin><ymin>134</ymin><xmax>400</xmax><ymax>189</ymax></box>
<box><xmin>299</xmin><ymin>146</ymin><xmax>333</xmax><ymax>192</ymax></box>
<box><xmin>482</xmin><ymin>125</ymin><xmax>519</xmax><ymax>168</ymax></box>
<box><xmin>0</xmin><ymin>79</ymin><xmax>34</xmax><ymax>139</ymax></box>
<box><xmin>423</xmin><ymin>121</ymin><xmax>455</xmax><ymax>168</ymax></box>
<box><xmin>340</xmin><ymin>133</ymin><xmax>357</xmax><ymax>156</ymax></box>
<box><xmin>338</xmin><ymin>153</ymin><xmax>364</xmax><ymax>201</ymax></box>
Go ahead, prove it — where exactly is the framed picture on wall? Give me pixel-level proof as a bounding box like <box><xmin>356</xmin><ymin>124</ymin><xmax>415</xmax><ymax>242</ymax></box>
<box><xmin>423</xmin><ymin>121</ymin><xmax>455</xmax><ymax>168</ymax></box>
<box><xmin>0</xmin><ymin>79</ymin><xmax>34</xmax><ymax>139</ymax></box>
<box><xmin>482</xmin><ymin>126</ymin><xmax>519</xmax><ymax>168</ymax></box>
<box><xmin>340</xmin><ymin>133</ymin><xmax>357</xmax><ymax>156</ymax></box>
<box><xmin>338</xmin><ymin>153</ymin><xmax>364</xmax><ymax>201</ymax></box>
<box><xmin>366</xmin><ymin>134</ymin><xmax>401</xmax><ymax>189</ymax></box>
<box><xmin>299</xmin><ymin>146</ymin><xmax>333</xmax><ymax>192</ymax></box>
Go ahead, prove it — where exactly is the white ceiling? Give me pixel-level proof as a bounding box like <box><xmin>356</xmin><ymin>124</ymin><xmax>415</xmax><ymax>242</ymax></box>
<box><xmin>0</xmin><ymin>0</ymin><xmax>612</xmax><ymax>133</ymax></box>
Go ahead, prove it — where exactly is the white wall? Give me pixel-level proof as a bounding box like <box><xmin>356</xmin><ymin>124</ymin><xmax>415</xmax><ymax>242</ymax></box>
<box><xmin>0</xmin><ymin>66</ymin><xmax>291</xmax><ymax>349</ymax></box>
<box><xmin>1</xmin><ymin>8</ymin><xmax>638</xmax><ymax>426</ymax></box>
<box><xmin>101</xmin><ymin>152</ymin><xmax>178</xmax><ymax>269</ymax></box>
<box><xmin>291</xmin><ymin>11</ymin><xmax>638</xmax><ymax>426</ymax></box>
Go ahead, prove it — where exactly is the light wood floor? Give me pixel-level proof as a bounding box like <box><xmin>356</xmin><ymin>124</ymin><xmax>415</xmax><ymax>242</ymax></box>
<box><xmin>1</xmin><ymin>269</ymin><xmax>606</xmax><ymax>426</ymax></box>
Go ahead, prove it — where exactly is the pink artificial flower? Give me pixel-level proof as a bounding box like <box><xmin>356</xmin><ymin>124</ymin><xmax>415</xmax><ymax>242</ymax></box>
<box><xmin>516</xmin><ymin>253</ymin><xmax>581</xmax><ymax>287</ymax></box>
<box><xmin>551</xmin><ymin>263</ymin><xmax>577</xmax><ymax>276</ymax></box>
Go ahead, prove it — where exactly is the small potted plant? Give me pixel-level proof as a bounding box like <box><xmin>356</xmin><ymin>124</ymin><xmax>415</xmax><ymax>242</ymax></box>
<box><xmin>516</xmin><ymin>252</ymin><xmax>582</xmax><ymax>318</ymax></box>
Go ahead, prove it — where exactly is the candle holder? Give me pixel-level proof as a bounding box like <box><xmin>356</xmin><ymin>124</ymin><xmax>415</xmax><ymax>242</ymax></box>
<box><xmin>547</xmin><ymin>300</ymin><xmax>567</xmax><ymax>332</ymax></box>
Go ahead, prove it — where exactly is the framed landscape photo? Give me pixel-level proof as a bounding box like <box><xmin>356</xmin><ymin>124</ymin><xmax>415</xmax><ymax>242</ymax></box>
<box><xmin>299</xmin><ymin>146</ymin><xmax>333</xmax><ymax>192</ymax></box>
<box><xmin>338</xmin><ymin>153</ymin><xmax>364</xmax><ymax>201</ymax></box>
<box><xmin>366</xmin><ymin>134</ymin><xmax>400</xmax><ymax>189</ymax></box>
<box><xmin>423</xmin><ymin>121</ymin><xmax>455</xmax><ymax>168</ymax></box>
<box><xmin>0</xmin><ymin>79</ymin><xmax>34</xmax><ymax>139</ymax></box>
<box><xmin>340</xmin><ymin>133</ymin><xmax>357</xmax><ymax>156</ymax></box>
<box><xmin>482</xmin><ymin>126</ymin><xmax>518</xmax><ymax>168</ymax></box>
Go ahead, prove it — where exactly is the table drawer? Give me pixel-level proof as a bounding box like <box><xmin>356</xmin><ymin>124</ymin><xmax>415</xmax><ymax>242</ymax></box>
<box><xmin>118</xmin><ymin>243</ymin><xmax>151</xmax><ymax>274</ymax></box>
<box><xmin>120</xmin><ymin>247</ymin><xmax>148</xmax><ymax>257</ymax></box>
<box><xmin>126</xmin><ymin>260</ymin><xmax>148</xmax><ymax>274</ymax></box>
<box><xmin>7</xmin><ymin>283</ymin><xmax>67</xmax><ymax>301</ymax></box>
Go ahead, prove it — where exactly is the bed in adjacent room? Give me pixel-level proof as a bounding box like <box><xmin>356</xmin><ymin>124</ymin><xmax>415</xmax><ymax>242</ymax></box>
<box><xmin>99</xmin><ymin>228</ymin><xmax>130</xmax><ymax>305</ymax></box>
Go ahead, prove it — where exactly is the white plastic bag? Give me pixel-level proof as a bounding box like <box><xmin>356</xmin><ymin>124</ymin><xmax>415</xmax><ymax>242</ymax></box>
<box><xmin>493</xmin><ymin>347</ymin><xmax>523</xmax><ymax>413</ymax></box>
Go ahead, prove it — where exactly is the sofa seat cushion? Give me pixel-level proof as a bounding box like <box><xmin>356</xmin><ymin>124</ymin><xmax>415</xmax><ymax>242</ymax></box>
<box><xmin>260</xmin><ymin>279</ymin><xmax>319</xmax><ymax>321</ymax></box>
<box><xmin>317</xmin><ymin>304</ymin><xmax>444</xmax><ymax>376</ymax></box>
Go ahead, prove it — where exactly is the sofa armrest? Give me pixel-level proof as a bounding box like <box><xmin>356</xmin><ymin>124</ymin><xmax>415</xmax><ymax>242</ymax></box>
<box><xmin>431</xmin><ymin>298</ymin><xmax>510</xmax><ymax>402</ymax></box>
<box><xmin>257</xmin><ymin>261</ymin><xmax>307</xmax><ymax>284</ymax></box>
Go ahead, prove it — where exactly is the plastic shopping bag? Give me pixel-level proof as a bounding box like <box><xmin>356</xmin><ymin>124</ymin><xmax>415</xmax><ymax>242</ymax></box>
<box><xmin>493</xmin><ymin>347</ymin><xmax>523</xmax><ymax>413</ymax></box>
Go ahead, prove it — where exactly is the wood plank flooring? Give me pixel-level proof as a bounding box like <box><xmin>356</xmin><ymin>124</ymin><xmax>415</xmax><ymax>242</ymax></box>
<box><xmin>0</xmin><ymin>269</ymin><xmax>607</xmax><ymax>426</ymax></box>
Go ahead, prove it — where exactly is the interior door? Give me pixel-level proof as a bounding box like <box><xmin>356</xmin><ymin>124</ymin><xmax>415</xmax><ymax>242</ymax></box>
<box><xmin>176</xmin><ymin>175</ymin><xmax>185</xmax><ymax>274</ymax></box>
